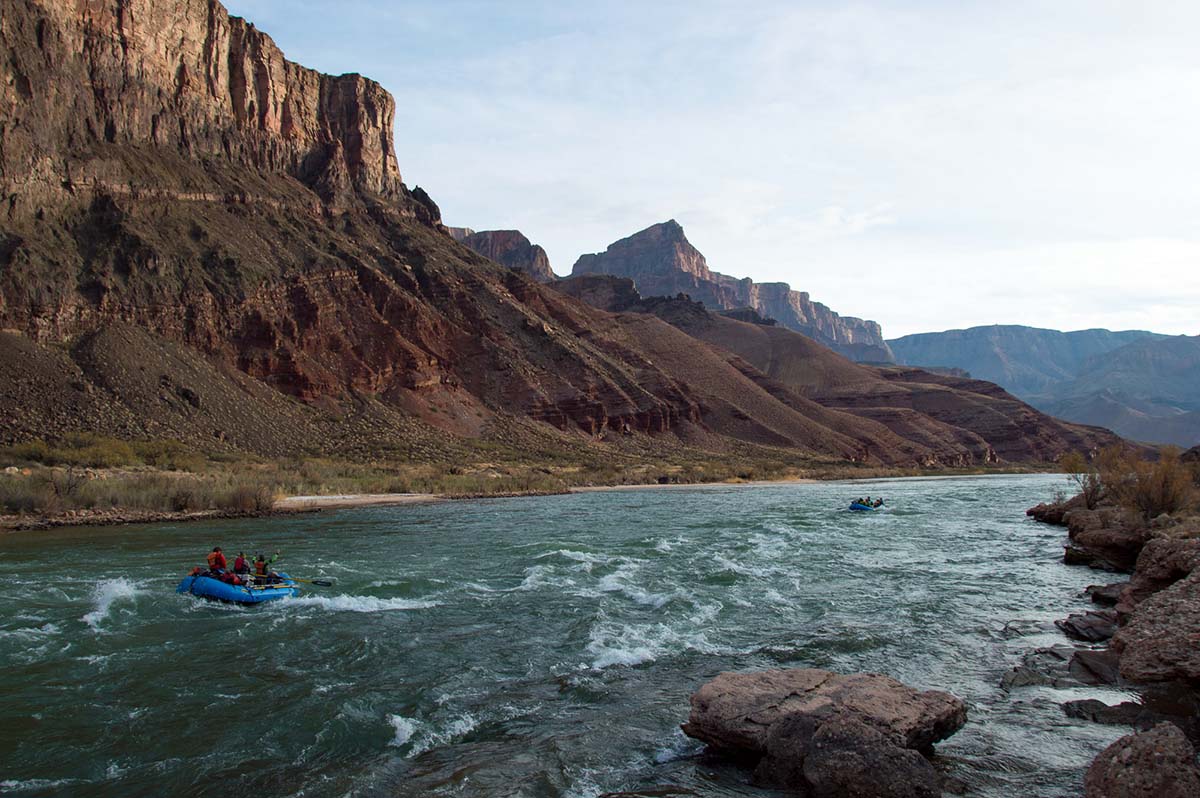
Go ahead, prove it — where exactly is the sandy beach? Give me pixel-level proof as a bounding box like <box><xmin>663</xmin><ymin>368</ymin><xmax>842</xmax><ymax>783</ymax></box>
<box><xmin>273</xmin><ymin>493</ymin><xmax>444</xmax><ymax>511</ymax></box>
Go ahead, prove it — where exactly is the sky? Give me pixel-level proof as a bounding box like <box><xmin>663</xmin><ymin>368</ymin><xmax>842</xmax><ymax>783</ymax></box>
<box><xmin>227</xmin><ymin>0</ymin><xmax>1200</xmax><ymax>338</ymax></box>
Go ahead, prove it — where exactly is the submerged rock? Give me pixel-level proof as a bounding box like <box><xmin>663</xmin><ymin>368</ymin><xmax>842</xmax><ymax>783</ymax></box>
<box><xmin>1057</xmin><ymin>609</ymin><xmax>1119</xmax><ymax>643</ymax></box>
<box><xmin>1084</xmin><ymin>722</ymin><xmax>1200</xmax><ymax>798</ymax></box>
<box><xmin>1064</xmin><ymin>699</ymin><xmax>1160</xmax><ymax>729</ymax></box>
<box><xmin>1001</xmin><ymin>646</ymin><xmax>1076</xmax><ymax>690</ymax></box>
<box><xmin>1088</xmin><ymin>582</ymin><xmax>1129</xmax><ymax>607</ymax></box>
<box><xmin>1070</xmin><ymin>649</ymin><xmax>1126</xmax><ymax>687</ymax></box>
<box><xmin>682</xmin><ymin>669</ymin><xmax>965</xmax><ymax>795</ymax></box>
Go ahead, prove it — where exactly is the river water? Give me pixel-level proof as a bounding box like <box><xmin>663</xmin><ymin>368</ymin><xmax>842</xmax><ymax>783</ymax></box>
<box><xmin>0</xmin><ymin>474</ymin><xmax>1134</xmax><ymax>797</ymax></box>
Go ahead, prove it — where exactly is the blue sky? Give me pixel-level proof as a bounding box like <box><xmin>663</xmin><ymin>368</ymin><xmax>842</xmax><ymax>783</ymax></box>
<box><xmin>228</xmin><ymin>0</ymin><xmax>1200</xmax><ymax>337</ymax></box>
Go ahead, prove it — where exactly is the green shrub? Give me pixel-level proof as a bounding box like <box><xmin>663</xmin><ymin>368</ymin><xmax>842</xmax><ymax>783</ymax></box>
<box><xmin>220</xmin><ymin>484</ymin><xmax>278</xmax><ymax>512</ymax></box>
<box><xmin>131</xmin><ymin>439</ymin><xmax>205</xmax><ymax>471</ymax></box>
<box><xmin>0</xmin><ymin>475</ymin><xmax>56</xmax><ymax>514</ymax></box>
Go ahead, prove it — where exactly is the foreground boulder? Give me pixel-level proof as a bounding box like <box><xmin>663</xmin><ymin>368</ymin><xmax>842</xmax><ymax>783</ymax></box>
<box><xmin>1057</xmin><ymin>609</ymin><xmax>1119</xmax><ymax>642</ymax></box>
<box><xmin>1115</xmin><ymin>539</ymin><xmax>1200</xmax><ymax>621</ymax></box>
<box><xmin>681</xmin><ymin>669</ymin><xmax>966</xmax><ymax>795</ymax></box>
<box><xmin>1084</xmin><ymin>723</ymin><xmax>1200</xmax><ymax>797</ymax></box>
<box><xmin>1111</xmin><ymin>572</ymin><xmax>1200</xmax><ymax>683</ymax></box>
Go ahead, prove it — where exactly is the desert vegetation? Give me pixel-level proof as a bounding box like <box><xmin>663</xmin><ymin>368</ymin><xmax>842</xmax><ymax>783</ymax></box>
<box><xmin>1060</xmin><ymin>445</ymin><xmax>1199</xmax><ymax>520</ymax></box>
<box><xmin>0</xmin><ymin>433</ymin><xmax>1031</xmax><ymax>524</ymax></box>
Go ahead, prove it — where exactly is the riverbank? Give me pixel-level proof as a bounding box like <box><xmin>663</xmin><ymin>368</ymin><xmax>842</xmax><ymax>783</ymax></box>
<box><xmin>1</xmin><ymin>465</ymin><xmax>1045</xmax><ymax>532</ymax></box>
<box><xmin>1022</xmin><ymin>493</ymin><xmax>1200</xmax><ymax>792</ymax></box>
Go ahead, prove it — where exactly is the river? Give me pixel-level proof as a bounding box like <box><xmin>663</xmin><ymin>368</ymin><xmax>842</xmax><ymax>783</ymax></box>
<box><xmin>0</xmin><ymin>474</ymin><xmax>1134</xmax><ymax>797</ymax></box>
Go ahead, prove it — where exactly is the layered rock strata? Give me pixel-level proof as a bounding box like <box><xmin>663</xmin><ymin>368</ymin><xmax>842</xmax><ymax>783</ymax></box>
<box><xmin>571</xmin><ymin>221</ymin><xmax>894</xmax><ymax>362</ymax></box>
<box><xmin>459</xmin><ymin>230</ymin><xmax>555</xmax><ymax>283</ymax></box>
<box><xmin>559</xmin><ymin>275</ymin><xmax>1121</xmax><ymax>467</ymax></box>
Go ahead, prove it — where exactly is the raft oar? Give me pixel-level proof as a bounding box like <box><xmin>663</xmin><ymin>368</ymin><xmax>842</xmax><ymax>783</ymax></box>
<box><xmin>249</xmin><ymin>576</ymin><xmax>333</xmax><ymax>587</ymax></box>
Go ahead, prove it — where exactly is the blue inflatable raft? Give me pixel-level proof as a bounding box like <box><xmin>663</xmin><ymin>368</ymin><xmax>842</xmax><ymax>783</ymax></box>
<box><xmin>848</xmin><ymin>502</ymin><xmax>877</xmax><ymax>512</ymax></box>
<box><xmin>176</xmin><ymin>573</ymin><xmax>299</xmax><ymax>604</ymax></box>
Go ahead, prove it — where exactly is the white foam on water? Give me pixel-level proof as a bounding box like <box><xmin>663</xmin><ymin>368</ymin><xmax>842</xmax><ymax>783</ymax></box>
<box><xmin>0</xmin><ymin>622</ymin><xmax>61</xmax><ymax>641</ymax></box>
<box><xmin>0</xmin><ymin>778</ymin><xmax>82</xmax><ymax>792</ymax></box>
<box><xmin>535</xmin><ymin>549</ymin><xmax>620</xmax><ymax>573</ymax></box>
<box><xmin>653</xmin><ymin>728</ymin><xmax>703</xmax><ymax>763</ymax></box>
<box><xmin>282</xmin><ymin>595</ymin><xmax>438</xmax><ymax>613</ymax></box>
<box><xmin>407</xmin><ymin>713</ymin><xmax>480</xmax><ymax>756</ymax></box>
<box><xmin>595</xmin><ymin>565</ymin><xmax>674</xmax><ymax>608</ymax></box>
<box><xmin>386</xmin><ymin>714</ymin><xmax>419</xmax><ymax>747</ymax></box>
<box><xmin>585</xmin><ymin>619</ymin><xmax>714</xmax><ymax>670</ymax></box>
<box><xmin>82</xmin><ymin>578</ymin><xmax>141</xmax><ymax>630</ymax></box>
<box><xmin>517</xmin><ymin>564</ymin><xmax>576</xmax><ymax>592</ymax></box>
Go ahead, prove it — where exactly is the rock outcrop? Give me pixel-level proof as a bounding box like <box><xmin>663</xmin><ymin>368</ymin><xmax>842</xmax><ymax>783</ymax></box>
<box><xmin>1084</xmin><ymin>723</ymin><xmax>1200</xmax><ymax>798</ymax></box>
<box><xmin>681</xmin><ymin>669</ymin><xmax>966</xmax><ymax>796</ymax></box>
<box><xmin>1111</xmin><ymin>572</ymin><xmax>1200</xmax><ymax>683</ymax></box>
<box><xmin>1</xmin><ymin>0</ymin><xmax>412</xmax><ymax>211</ymax></box>
<box><xmin>1065</xmin><ymin>509</ymin><xmax>1151</xmax><ymax>572</ymax></box>
<box><xmin>1114</xmin><ymin>539</ymin><xmax>1200</xmax><ymax>621</ymax></box>
<box><xmin>459</xmin><ymin>230</ymin><xmax>555</xmax><ymax>283</ymax></box>
<box><xmin>572</xmin><ymin>221</ymin><xmax>894</xmax><ymax>362</ymax></box>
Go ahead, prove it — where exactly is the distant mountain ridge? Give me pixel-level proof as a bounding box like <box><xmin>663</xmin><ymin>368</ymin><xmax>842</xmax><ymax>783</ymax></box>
<box><xmin>571</xmin><ymin>220</ymin><xmax>895</xmax><ymax>363</ymax></box>
<box><xmin>889</xmin><ymin>325</ymin><xmax>1164</xmax><ymax>396</ymax></box>
<box><xmin>889</xmin><ymin>325</ymin><xmax>1198</xmax><ymax>446</ymax></box>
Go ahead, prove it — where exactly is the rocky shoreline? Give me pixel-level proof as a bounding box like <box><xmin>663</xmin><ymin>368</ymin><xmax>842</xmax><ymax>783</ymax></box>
<box><xmin>1024</xmin><ymin>494</ymin><xmax>1200</xmax><ymax>794</ymax></box>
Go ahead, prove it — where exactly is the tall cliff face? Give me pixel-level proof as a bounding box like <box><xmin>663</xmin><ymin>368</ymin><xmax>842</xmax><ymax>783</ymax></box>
<box><xmin>460</xmin><ymin>230</ymin><xmax>555</xmax><ymax>283</ymax></box>
<box><xmin>0</xmin><ymin>0</ymin><xmax>1128</xmax><ymax>466</ymax></box>
<box><xmin>1</xmin><ymin>0</ymin><xmax>416</xmax><ymax>211</ymax></box>
<box><xmin>571</xmin><ymin>221</ymin><xmax>894</xmax><ymax>363</ymax></box>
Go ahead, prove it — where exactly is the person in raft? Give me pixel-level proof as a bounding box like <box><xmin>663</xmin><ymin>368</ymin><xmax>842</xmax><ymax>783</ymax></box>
<box><xmin>232</xmin><ymin>552</ymin><xmax>251</xmax><ymax>575</ymax></box>
<box><xmin>206</xmin><ymin>547</ymin><xmax>227</xmax><ymax>573</ymax></box>
<box><xmin>253</xmin><ymin>553</ymin><xmax>281</xmax><ymax>585</ymax></box>
<box><xmin>873</xmin><ymin>498</ymin><xmax>885</xmax><ymax>507</ymax></box>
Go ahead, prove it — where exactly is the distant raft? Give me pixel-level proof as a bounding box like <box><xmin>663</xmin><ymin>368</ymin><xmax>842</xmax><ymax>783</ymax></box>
<box><xmin>848</xmin><ymin>502</ymin><xmax>877</xmax><ymax>512</ymax></box>
<box><xmin>176</xmin><ymin>573</ymin><xmax>299</xmax><ymax>604</ymax></box>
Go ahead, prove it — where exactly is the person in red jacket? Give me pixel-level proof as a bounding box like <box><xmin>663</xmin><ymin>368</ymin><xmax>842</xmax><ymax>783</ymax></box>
<box><xmin>205</xmin><ymin>547</ymin><xmax>227</xmax><ymax>573</ymax></box>
<box><xmin>232</xmin><ymin>552</ymin><xmax>250</xmax><ymax>575</ymax></box>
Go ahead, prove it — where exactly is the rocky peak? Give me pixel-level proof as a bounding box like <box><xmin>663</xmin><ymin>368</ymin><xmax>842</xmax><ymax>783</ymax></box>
<box><xmin>572</xmin><ymin>220</ymin><xmax>893</xmax><ymax>363</ymax></box>
<box><xmin>459</xmin><ymin>229</ymin><xmax>555</xmax><ymax>283</ymax></box>
<box><xmin>573</xmin><ymin>219</ymin><xmax>712</xmax><ymax>282</ymax></box>
<box><xmin>2</xmin><ymin>0</ymin><xmax>414</xmax><ymax>213</ymax></box>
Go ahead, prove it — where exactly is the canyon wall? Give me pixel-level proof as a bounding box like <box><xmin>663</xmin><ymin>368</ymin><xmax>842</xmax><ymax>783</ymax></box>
<box><xmin>572</xmin><ymin>221</ymin><xmax>893</xmax><ymax>362</ymax></box>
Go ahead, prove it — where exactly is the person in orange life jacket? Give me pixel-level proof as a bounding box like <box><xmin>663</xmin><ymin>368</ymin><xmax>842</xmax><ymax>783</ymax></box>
<box><xmin>206</xmin><ymin>547</ymin><xmax>227</xmax><ymax>573</ymax></box>
<box><xmin>253</xmin><ymin>552</ymin><xmax>280</xmax><ymax>584</ymax></box>
<box><xmin>233</xmin><ymin>552</ymin><xmax>251</xmax><ymax>574</ymax></box>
